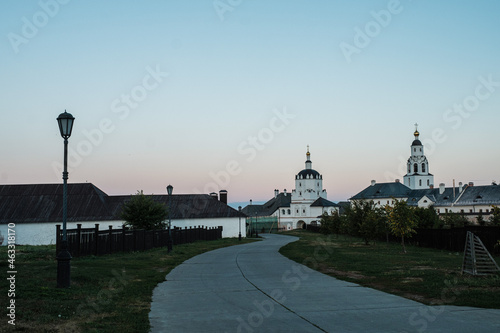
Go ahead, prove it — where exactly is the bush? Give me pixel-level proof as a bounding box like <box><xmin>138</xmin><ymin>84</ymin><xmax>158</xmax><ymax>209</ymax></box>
<box><xmin>120</xmin><ymin>190</ymin><xmax>168</xmax><ymax>230</ymax></box>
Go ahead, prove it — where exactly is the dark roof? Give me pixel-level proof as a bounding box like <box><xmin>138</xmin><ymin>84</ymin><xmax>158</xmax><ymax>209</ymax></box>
<box><xmin>310</xmin><ymin>197</ymin><xmax>340</xmax><ymax>207</ymax></box>
<box><xmin>242</xmin><ymin>193</ymin><xmax>292</xmax><ymax>217</ymax></box>
<box><xmin>406</xmin><ymin>187</ymin><xmax>460</xmax><ymax>207</ymax></box>
<box><xmin>454</xmin><ymin>185</ymin><xmax>500</xmax><ymax>206</ymax></box>
<box><xmin>297</xmin><ymin>169</ymin><xmax>320</xmax><ymax>179</ymax></box>
<box><xmin>350</xmin><ymin>182</ymin><xmax>411</xmax><ymax>200</ymax></box>
<box><xmin>412</xmin><ymin>139</ymin><xmax>422</xmax><ymax>146</ymax></box>
<box><xmin>0</xmin><ymin>183</ymin><xmax>244</xmax><ymax>224</ymax></box>
<box><xmin>0</xmin><ymin>183</ymin><xmax>113</xmax><ymax>223</ymax></box>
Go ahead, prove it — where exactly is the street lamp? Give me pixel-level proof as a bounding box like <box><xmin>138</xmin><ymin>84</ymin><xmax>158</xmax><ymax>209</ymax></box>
<box><xmin>56</xmin><ymin>110</ymin><xmax>75</xmax><ymax>288</ymax></box>
<box><xmin>238</xmin><ymin>206</ymin><xmax>242</xmax><ymax>241</ymax></box>
<box><xmin>166</xmin><ymin>184</ymin><xmax>173</xmax><ymax>252</ymax></box>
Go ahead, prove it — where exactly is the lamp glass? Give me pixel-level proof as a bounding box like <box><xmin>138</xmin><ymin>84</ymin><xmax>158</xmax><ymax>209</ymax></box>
<box><xmin>57</xmin><ymin>111</ymin><xmax>75</xmax><ymax>139</ymax></box>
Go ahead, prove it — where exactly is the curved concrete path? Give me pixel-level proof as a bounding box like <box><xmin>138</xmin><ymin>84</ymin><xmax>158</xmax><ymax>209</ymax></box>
<box><xmin>149</xmin><ymin>234</ymin><xmax>500</xmax><ymax>332</ymax></box>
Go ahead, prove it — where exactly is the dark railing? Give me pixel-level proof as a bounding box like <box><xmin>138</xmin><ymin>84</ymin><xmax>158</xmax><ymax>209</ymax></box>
<box><xmin>56</xmin><ymin>224</ymin><xmax>223</xmax><ymax>257</ymax></box>
<box><xmin>305</xmin><ymin>224</ymin><xmax>500</xmax><ymax>254</ymax></box>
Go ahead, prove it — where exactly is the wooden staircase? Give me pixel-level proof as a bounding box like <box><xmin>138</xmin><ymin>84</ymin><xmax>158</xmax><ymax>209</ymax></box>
<box><xmin>462</xmin><ymin>231</ymin><xmax>500</xmax><ymax>275</ymax></box>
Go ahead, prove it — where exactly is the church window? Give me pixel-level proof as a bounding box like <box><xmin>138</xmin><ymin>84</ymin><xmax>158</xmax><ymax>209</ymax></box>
<box><xmin>299</xmin><ymin>192</ymin><xmax>302</xmax><ymax>196</ymax></box>
<box><xmin>413</xmin><ymin>163</ymin><xmax>418</xmax><ymax>173</ymax></box>
<box><xmin>420</xmin><ymin>148</ymin><xmax>422</xmax><ymax>152</ymax></box>
<box><xmin>419</xmin><ymin>179</ymin><xmax>422</xmax><ymax>186</ymax></box>
<box><xmin>422</xmin><ymin>163</ymin><xmax>426</xmax><ymax>173</ymax></box>
<box><xmin>470</xmin><ymin>209</ymin><xmax>473</xmax><ymax>213</ymax></box>
<box><xmin>427</xmin><ymin>179</ymin><xmax>430</xmax><ymax>186</ymax></box>
<box><xmin>299</xmin><ymin>182</ymin><xmax>301</xmax><ymax>187</ymax></box>
<box><xmin>282</xmin><ymin>209</ymin><xmax>285</xmax><ymax>214</ymax></box>
<box><xmin>414</xmin><ymin>148</ymin><xmax>416</xmax><ymax>152</ymax></box>
<box><xmin>296</xmin><ymin>209</ymin><xmax>299</xmax><ymax>214</ymax></box>
<box><xmin>287</xmin><ymin>209</ymin><xmax>291</xmax><ymax>214</ymax></box>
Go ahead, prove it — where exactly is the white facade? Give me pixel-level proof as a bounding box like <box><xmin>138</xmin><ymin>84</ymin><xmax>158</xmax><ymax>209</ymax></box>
<box><xmin>0</xmin><ymin>217</ymin><xmax>245</xmax><ymax>246</ymax></box>
<box><xmin>403</xmin><ymin>126</ymin><xmax>434</xmax><ymax>190</ymax></box>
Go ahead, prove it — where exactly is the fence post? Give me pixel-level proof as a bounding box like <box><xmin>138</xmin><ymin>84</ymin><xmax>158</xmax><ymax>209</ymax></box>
<box><xmin>122</xmin><ymin>225</ymin><xmax>126</xmax><ymax>252</ymax></box>
<box><xmin>133</xmin><ymin>229</ymin><xmax>137</xmax><ymax>251</ymax></box>
<box><xmin>76</xmin><ymin>224</ymin><xmax>82</xmax><ymax>257</ymax></box>
<box><xmin>94</xmin><ymin>224</ymin><xmax>99</xmax><ymax>256</ymax></box>
<box><xmin>108</xmin><ymin>225</ymin><xmax>113</xmax><ymax>254</ymax></box>
<box><xmin>56</xmin><ymin>224</ymin><xmax>61</xmax><ymax>254</ymax></box>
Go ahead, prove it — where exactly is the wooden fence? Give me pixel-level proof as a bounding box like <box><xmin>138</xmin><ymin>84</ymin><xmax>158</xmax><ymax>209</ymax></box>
<box><xmin>414</xmin><ymin>226</ymin><xmax>500</xmax><ymax>254</ymax></box>
<box><xmin>304</xmin><ymin>224</ymin><xmax>500</xmax><ymax>254</ymax></box>
<box><xmin>56</xmin><ymin>224</ymin><xmax>223</xmax><ymax>257</ymax></box>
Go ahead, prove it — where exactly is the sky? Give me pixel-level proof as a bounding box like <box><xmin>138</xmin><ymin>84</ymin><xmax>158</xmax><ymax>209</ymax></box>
<box><xmin>1</xmin><ymin>0</ymin><xmax>500</xmax><ymax>204</ymax></box>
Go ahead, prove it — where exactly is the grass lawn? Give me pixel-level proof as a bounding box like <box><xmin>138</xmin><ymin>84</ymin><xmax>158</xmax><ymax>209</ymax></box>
<box><xmin>279</xmin><ymin>230</ymin><xmax>500</xmax><ymax>309</ymax></box>
<box><xmin>0</xmin><ymin>238</ymin><xmax>255</xmax><ymax>333</ymax></box>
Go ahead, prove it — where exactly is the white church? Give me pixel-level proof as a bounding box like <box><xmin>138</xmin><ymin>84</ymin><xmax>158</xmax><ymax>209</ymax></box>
<box><xmin>351</xmin><ymin>125</ymin><xmax>500</xmax><ymax>222</ymax></box>
<box><xmin>243</xmin><ymin>147</ymin><xmax>340</xmax><ymax>230</ymax></box>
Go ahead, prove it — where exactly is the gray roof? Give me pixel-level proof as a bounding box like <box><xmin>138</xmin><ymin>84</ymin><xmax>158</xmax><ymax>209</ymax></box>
<box><xmin>242</xmin><ymin>193</ymin><xmax>292</xmax><ymax>217</ymax></box>
<box><xmin>0</xmin><ymin>183</ymin><xmax>244</xmax><ymax>224</ymax></box>
<box><xmin>453</xmin><ymin>185</ymin><xmax>500</xmax><ymax>206</ymax></box>
<box><xmin>351</xmin><ymin>182</ymin><xmax>500</xmax><ymax>208</ymax></box>
<box><xmin>350</xmin><ymin>182</ymin><xmax>411</xmax><ymax>200</ymax></box>
<box><xmin>310</xmin><ymin>197</ymin><xmax>340</xmax><ymax>208</ymax></box>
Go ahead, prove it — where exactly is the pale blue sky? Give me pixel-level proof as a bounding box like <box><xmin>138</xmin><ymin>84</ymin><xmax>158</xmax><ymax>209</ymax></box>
<box><xmin>1</xmin><ymin>0</ymin><xmax>499</xmax><ymax>203</ymax></box>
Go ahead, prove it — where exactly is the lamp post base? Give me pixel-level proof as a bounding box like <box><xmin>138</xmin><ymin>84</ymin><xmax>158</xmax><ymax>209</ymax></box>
<box><xmin>56</xmin><ymin>240</ymin><xmax>72</xmax><ymax>288</ymax></box>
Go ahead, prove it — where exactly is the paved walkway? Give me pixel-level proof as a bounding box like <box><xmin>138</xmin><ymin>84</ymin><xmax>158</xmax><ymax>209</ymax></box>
<box><xmin>149</xmin><ymin>234</ymin><xmax>500</xmax><ymax>332</ymax></box>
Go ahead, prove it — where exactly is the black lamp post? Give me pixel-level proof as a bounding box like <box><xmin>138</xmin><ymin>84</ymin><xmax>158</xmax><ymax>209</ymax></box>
<box><xmin>56</xmin><ymin>110</ymin><xmax>75</xmax><ymax>288</ymax></box>
<box><xmin>166</xmin><ymin>184</ymin><xmax>173</xmax><ymax>252</ymax></box>
<box><xmin>238</xmin><ymin>206</ymin><xmax>242</xmax><ymax>241</ymax></box>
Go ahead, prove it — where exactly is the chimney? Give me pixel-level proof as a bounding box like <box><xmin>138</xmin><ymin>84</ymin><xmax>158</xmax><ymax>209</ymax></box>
<box><xmin>459</xmin><ymin>182</ymin><xmax>463</xmax><ymax>193</ymax></box>
<box><xmin>284</xmin><ymin>189</ymin><xmax>287</xmax><ymax>196</ymax></box>
<box><xmin>439</xmin><ymin>183</ymin><xmax>445</xmax><ymax>195</ymax></box>
<box><xmin>395</xmin><ymin>179</ymin><xmax>400</xmax><ymax>183</ymax></box>
<box><xmin>371</xmin><ymin>180</ymin><xmax>376</xmax><ymax>186</ymax></box>
<box><xmin>219</xmin><ymin>190</ymin><xmax>228</xmax><ymax>204</ymax></box>
<box><xmin>274</xmin><ymin>189</ymin><xmax>278</xmax><ymax>198</ymax></box>
<box><xmin>209</xmin><ymin>192</ymin><xmax>218</xmax><ymax>200</ymax></box>
<box><xmin>250</xmin><ymin>199</ymin><xmax>253</xmax><ymax>205</ymax></box>
<box><xmin>468</xmin><ymin>182</ymin><xmax>474</xmax><ymax>187</ymax></box>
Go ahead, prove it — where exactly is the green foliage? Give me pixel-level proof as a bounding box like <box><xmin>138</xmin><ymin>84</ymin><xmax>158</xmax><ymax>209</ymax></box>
<box><xmin>320</xmin><ymin>211</ymin><xmax>342</xmax><ymax>236</ymax></box>
<box><xmin>386</xmin><ymin>199</ymin><xmax>417</xmax><ymax>253</ymax></box>
<box><xmin>120</xmin><ymin>190</ymin><xmax>168</xmax><ymax>230</ymax></box>
<box><xmin>414</xmin><ymin>206</ymin><xmax>440</xmax><ymax>228</ymax></box>
<box><xmin>490</xmin><ymin>206</ymin><xmax>500</xmax><ymax>226</ymax></box>
<box><xmin>344</xmin><ymin>201</ymin><xmax>386</xmax><ymax>245</ymax></box>
<box><xmin>441</xmin><ymin>212</ymin><xmax>469</xmax><ymax>228</ymax></box>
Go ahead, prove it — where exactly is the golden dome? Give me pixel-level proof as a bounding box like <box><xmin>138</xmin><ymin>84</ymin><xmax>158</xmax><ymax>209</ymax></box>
<box><xmin>414</xmin><ymin>130</ymin><xmax>420</xmax><ymax>137</ymax></box>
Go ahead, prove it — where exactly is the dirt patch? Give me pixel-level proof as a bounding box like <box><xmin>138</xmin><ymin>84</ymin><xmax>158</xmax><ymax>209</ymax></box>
<box><xmin>401</xmin><ymin>277</ymin><xmax>424</xmax><ymax>283</ymax></box>
<box><xmin>321</xmin><ymin>267</ymin><xmax>370</xmax><ymax>280</ymax></box>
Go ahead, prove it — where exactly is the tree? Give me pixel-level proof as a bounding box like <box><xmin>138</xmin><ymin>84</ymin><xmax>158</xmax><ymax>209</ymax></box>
<box><xmin>345</xmin><ymin>201</ymin><xmax>385</xmax><ymax>245</ymax></box>
<box><xmin>414</xmin><ymin>206</ymin><xmax>440</xmax><ymax>229</ymax></box>
<box><xmin>120</xmin><ymin>190</ymin><xmax>168</xmax><ymax>230</ymax></box>
<box><xmin>386</xmin><ymin>199</ymin><xmax>417</xmax><ymax>253</ymax></box>
<box><xmin>490</xmin><ymin>206</ymin><xmax>500</xmax><ymax>226</ymax></box>
<box><xmin>320</xmin><ymin>211</ymin><xmax>341</xmax><ymax>236</ymax></box>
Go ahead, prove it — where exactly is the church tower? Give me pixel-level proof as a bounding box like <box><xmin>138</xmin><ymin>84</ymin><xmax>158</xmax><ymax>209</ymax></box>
<box><xmin>292</xmin><ymin>146</ymin><xmax>327</xmax><ymax>203</ymax></box>
<box><xmin>403</xmin><ymin>124</ymin><xmax>434</xmax><ymax>189</ymax></box>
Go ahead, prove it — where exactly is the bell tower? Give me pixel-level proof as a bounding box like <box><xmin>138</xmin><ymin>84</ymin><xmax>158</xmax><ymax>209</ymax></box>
<box><xmin>403</xmin><ymin>124</ymin><xmax>434</xmax><ymax>189</ymax></box>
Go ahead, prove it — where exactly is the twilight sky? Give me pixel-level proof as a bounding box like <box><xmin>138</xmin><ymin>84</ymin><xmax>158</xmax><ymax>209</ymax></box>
<box><xmin>1</xmin><ymin>0</ymin><xmax>499</xmax><ymax>204</ymax></box>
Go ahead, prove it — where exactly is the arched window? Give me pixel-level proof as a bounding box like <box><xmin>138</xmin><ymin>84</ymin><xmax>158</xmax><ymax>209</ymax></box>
<box><xmin>414</xmin><ymin>163</ymin><xmax>418</xmax><ymax>173</ymax></box>
<box><xmin>287</xmin><ymin>209</ymin><xmax>291</xmax><ymax>215</ymax></box>
<box><xmin>422</xmin><ymin>163</ymin><xmax>426</xmax><ymax>173</ymax></box>
<box><xmin>427</xmin><ymin>179</ymin><xmax>430</xmax><ymax>186</ymax></box>
<box><xmin>419</xmin><ymin>179</ymin><xmax>422</xmax><ymax>186</ymax></box>
<box><xmin>282</xmin><ymin>209</ymin><xmax>285</xmax><ymax>214</ymax></box>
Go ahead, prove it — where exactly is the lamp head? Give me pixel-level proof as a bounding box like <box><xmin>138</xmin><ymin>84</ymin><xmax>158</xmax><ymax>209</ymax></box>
<box><xmin>57</xmin><ymin>110</ymin><xmax>75</xmax><ymax>139</ymax></box>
